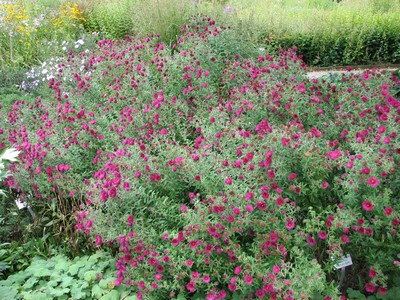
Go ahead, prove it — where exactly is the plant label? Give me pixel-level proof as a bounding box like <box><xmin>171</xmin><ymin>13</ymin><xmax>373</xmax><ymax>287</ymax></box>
<box><xmin>333</xmin><ymin>254</ymin><xmax>353</xmax><ymax>270</ymax></box>
<box><xmin>15</xmin><ymin>198</ymin><xmax>28</xmax><ymax>210</ymax></box>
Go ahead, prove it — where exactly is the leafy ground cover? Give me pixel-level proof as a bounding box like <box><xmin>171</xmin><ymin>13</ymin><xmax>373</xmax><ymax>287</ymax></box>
<box><xmin>1</xmin><ymin>1</ymin><xmax>400</xmax><ymax>299</ymax></box>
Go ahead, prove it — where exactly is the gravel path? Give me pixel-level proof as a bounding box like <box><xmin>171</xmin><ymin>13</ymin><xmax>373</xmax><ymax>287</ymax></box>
<box><xmin>306</xmin><ymin>67</ymin><xmax>399</xmax><ymax>79</ymax></box>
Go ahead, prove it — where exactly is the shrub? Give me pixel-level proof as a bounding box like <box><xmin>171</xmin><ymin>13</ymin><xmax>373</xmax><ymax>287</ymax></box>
<box><xmin>2</xmin><ymin>17</ymin><xmax>400</xmax><ymax>299</ymax></box>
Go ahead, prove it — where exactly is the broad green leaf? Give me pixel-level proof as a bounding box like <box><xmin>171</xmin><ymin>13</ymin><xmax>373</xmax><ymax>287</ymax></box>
<box><xmin>99</xmin><ymin>290</ymin><xmax>120</xmax><ymax>300</ymax></box>
<box><xmin>48</xmin><ymin>286</ymin><xmax>70</xmax><ymax>297</ymax></box>
<box><xmin>47</xmin><ymin>280</ymin><xmax>59</xmax><ymax>288</ymax></box>
<box><xmin>174</xmin><ymin>293</ymin><xmax>186</xmax><ymax>300</ymax></box>
<box><xmin>7</xmin><ymin>271</ymin><xmax>31</xmax><ymax>284</ymax></box>
<box><xmin>60</xmin><ymin>276</ymin><xmax>74</xmax><ymax>288</ymax></box>
<box><xmin>92</xmin><ymin>284</ymin><xmax>106</xmax><ymax>299</ymax></box>
<box><xmin>23</xmin><ymin>277</ymin><xmax>39</xmax><ymax>289</ymax></box>
<box><xmin>68</xmin><ymin>264</ymin><xmax>80</xmax><ymax>276</ymax></box>
<box><xmin>0</xmin><ymin>262</ymin><xmax>10</xmax><ymax>272</ymax></box>
<box><xmin>84</xmin><ymin>270</ymin><xmax>97</xmax><ymax>283</ymax></box>
<box><xmin>70</xmin><ymin>282</ymin><xmax>89</xmax><ymax>300</ymax></box>
<box><xmin>98</xmin><ymin>278</ymin><xmax>115</xmax><ymax>290</ymax></box>
<box><xmin>54</xmin><ymin>259</ymin><xmax>70</xmax><ymax>273</ymax></box>
<box><xmin>33</xmin><ymin>267</ymin><xmax>52</xmax><ymax>278</ymax></box>
<box><xmin>124</xmin><ymin>296</ymin><xmax>138</xmax><ymax>300</ymax></box>
<box><xmin>24</xmin><ymin>291</ymin><xmax>48</xmax><ymax>300</ymax></box>
<box><xmin>0</xmin><ymin>286</ymin><xmax>18</xmax><ymax>300</ymax></box>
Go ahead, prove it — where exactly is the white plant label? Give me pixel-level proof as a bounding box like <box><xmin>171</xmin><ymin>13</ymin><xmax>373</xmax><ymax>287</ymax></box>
<box><xmin>15</xmin><ymin>198</ymin><xmax>28</xmax><ymax>210</ymax></box>
<box><xmin>333</xmin><ymin>254</ymin><xmax>353</xmax><ymax>270</ymax></box>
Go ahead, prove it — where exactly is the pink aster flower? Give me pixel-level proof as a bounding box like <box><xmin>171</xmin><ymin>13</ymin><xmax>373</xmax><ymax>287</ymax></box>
<box><xmin>318</xmin><ymin>231</ymin><xmax>327</xmax><ymax>240</ymax></box>
<box><xmin>256</xmin><ymin>201</ymin><xmax>267</xmax><ymax>211</ymax></box>
<box><xmin>362</xmin><ymin>200</ymin><xmax>374</xmax><ymax>211</ymax></box>
<box><xmin>286</xmin><ymin>218</ymin><xmax>295</xmax><ymax>230</ymax></box>
<box><xmin>384</xmin><ymin>206</ymin><xmax>393</xmax><ymax>216</ymax></box>
<box><xmin>341</xmin><ymin>234</ymin><xmax>350</xmax><ymax>244</ymax></box>
<box><xmin>367</xmin><ymin>177</ymin><xmax>379</xmax><ymax>187</ymax></box>
<box><xmin>202</xmin><ymin>274</ymin><xmax>211</xmax><ymax>283</ymax></box>
<box><xmin>328</xmin><ymin>150</ymin><xmax>342</xmax><ymax>160</ymax></box>
<box><xmin>234</xmin><ymin>266</ymin><xmax>242</xmax><ymax>275</ymax></box>
<box><xmin>244</xmin><ymin>274</ymin><xmax>253</xmax><ymax>285</ymax></box>
<box><xmin>365</xmin><ymin>282</ymin><xmax>375</xmax><ymax>293</ymax></box>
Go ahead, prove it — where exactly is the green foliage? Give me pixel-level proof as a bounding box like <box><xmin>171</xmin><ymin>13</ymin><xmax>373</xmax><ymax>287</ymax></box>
<box><xmin>0</xmin><ymin>66</ymin><xmax>28</xmax><ymax>89</ymax></box>
<box><xmin>0</xmin><ymin>251</ymin><xmax>127</xmax><ymax>300</ymax></box>
<box><xmin>0</xmin><ymin>1</ymin><xmax>87</xmax><ymax>68</ymax></box>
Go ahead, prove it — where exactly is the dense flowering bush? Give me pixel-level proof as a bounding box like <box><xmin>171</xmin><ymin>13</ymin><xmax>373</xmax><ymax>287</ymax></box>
<box><xmin>1</xmin><ymin>17</ymin><xmax>400</xmax><ymax>299</ymax></box>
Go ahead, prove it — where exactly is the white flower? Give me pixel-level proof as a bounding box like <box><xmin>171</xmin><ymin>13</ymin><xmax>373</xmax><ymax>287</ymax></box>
<box><xmin>0</xmin><ymin>148</ymin><xmax>20</xmax><ymax>163</ymax></box>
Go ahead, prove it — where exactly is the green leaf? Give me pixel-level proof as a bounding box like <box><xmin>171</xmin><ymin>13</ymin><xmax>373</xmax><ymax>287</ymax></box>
<box><xmin>0</xmin><ymin>286</ymin><xmax>18</xmax><ymax>300</ymax></box>
<box><xmin>84</xmin><ymin>270</ymin><xmax>97</xmax><ymax>283</ymax></box>
<box><xmin>59</xmin><ymin>276</ymin><xmax>74</xmax><ymax>288</ymax></box>
<box><xmin>49</xmin><ymin>287</ymin><xmax>70</xmax><ymax>297</ymax></box>
<box><xmin>124</xmin><ymin>295</ymin><xmax>137</xmax><ymax>300</ymax></box>
<box><xmin>174</xmin><ymin>293</ymin><xmax>186</xmax><ymax>300</ymax></box>
<box><xmin>33</xmin><ymin>267</ymin><xmax>52</xmax><ymax>278</ymax></box>
<box><xmin>23</xmin><ymin>277</ymin><xmax>39</xmax><ymax>289</ymax></box>
<box><xmin>99</xmin><ymin>290</ymin><xmax>120</xmax><ymax>300</ymax></box>
<box><xmin>232</xmin><ymin>293</ymin><xmax>242</xmax><ymax>300</ymax></box>
<box><xmin>70</xmin><ymin>283</ymin><xmax>88</xmax><ymax>300</ymax></box>
<box><xmin>68</xmin><ymin>264</ymin><xmax>81</xmax><ymax>276</ymax></box>
<box><xmin>47</xmin><ymin>280</ymin><xmax>59</xmax><ymax>288</ymax></box>
<box><xmin>92</xmin><ymin>284</ymin><xmax>106</xmax><ymax>299</ymax></box>
<box><xmin>0</xmin><ymin>262</ymin><xmax>10</xmax><ymax>272</ymax></box>
<box><xmin>98</xmin><ymin>278</ymin><xmax>115</xmax><ymax>290</ymax></box>
<box><xmin>22</xmin><ymin>291</ymin><xmax>48</xmax><ymax>300</ymax></box>
<box><xmin>54</xmin><ymin>258</ymin><xmax>69</xmax><ymax>273</ymax></box>
<box><xmin>123</xmin><ymin>296</ymin><xmax>138</xmax><ymax>300</ymax></box>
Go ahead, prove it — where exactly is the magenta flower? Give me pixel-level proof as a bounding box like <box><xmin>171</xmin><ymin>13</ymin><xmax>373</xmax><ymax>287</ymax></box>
<box><xmin>154</xmin><ymin>274</ymin><xmax>163</xmax><ymax>281</ymax></box>
<box><xmin>367</xmin><ymin>177</ymin><xmax>380</xmax><ymax>187</ymax></box>
<box><xmin>256</xmin><ymin>201</ymin><xmax>267</xmax><ymax>211</ymax></box>
<box><xmin>244</xmin><ymin>274</ymin><xmax>253</xmax><ymax>285</ymax></box>
<box><xmin>365</xmin><ymin>282</ymin><xmax>375</xmax><ymax>293</ymax></box>
<box><xmin>127</xmin><ymin>215</ymin><xmax>134</xmax><ymax>227</ymax></box>
<box><xmin>369</xmin><ymin>269</ymin><xmax>377</xmax><ymax>278</ymax></box>
<box><xmin>186</xmin><ymin>280</ymin><xmax>196</xmax><ymax>292</ymax></box>
<box><xmin>255</xmin><ymin>289</ymin><xmax>265</xmax><ymax>298</ymax></box>
<box><xmin>384</xmin><ymin>206</ymin><xmax>393</xmax><ymax>216</ymax></box>
<box><xmin>245</xmin><ymin>204</ymin><xmax>254</xmax><ymax>212</ymax></box>
<box><xmin>234</xmin><ymin>266</ymin><xmax>242</xmax><ymax>275</ymax></box>
<box><xmin>362</xmin><ymin>200</ymin><xmax>374</xmax><ymax>211</ymax></box>
<box><xmin>341</xmin><ymin>235</ymin><xmax>350</xmax><ymax>244</ymax></box>
<box><xmin>286</xmin><ymin>218</ymin><xmax>295</xmax><ymax>230</ymax></box>
<box><xmin>272</xmin><ymin>265</ymin><xmax>280</xmax><ymax>273</ymax></box>
<box><xmin>202</xmin><ymin>274</ymin><xmax>211</xmax><ymax>283</ymax></box>
<box><xmin>189</xmin><ymin>240</ymin><xmax>198</xmax><ymax>249</ymax></box>
<box><xmin>318</xmin><ymin>231</ymin><xmax>327</xmax><ymax>240</ymax></box>
<box><xmin>95</xmin><ymin>235</ymin><xmax>102</xmax><ymax>245</ymax></box>
<box><xmin>321</xmin><ymin>182</ymin><xmax>329</xmax><ymax>189</ymax></box>
<box><xmin>328</xmin><ymin>150</ymin><xmax>342</xmax><ymax>160</ymax></box>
